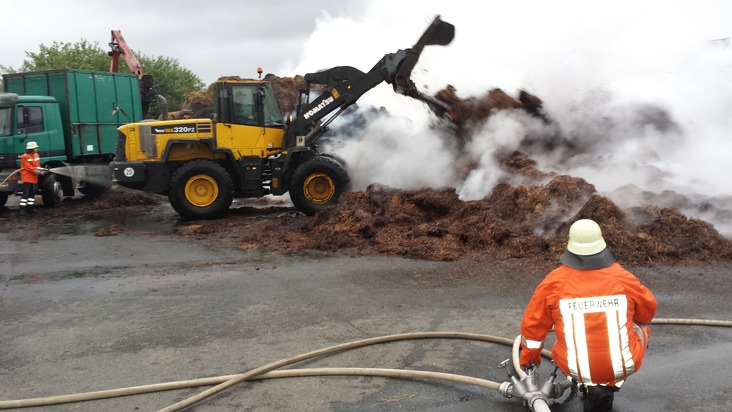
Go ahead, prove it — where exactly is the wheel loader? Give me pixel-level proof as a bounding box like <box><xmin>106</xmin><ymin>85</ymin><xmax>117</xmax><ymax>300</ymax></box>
<box><xmin>110</xmin><ymin>16</ymin><xmax>454</xmax><ymax>219</ymax></box>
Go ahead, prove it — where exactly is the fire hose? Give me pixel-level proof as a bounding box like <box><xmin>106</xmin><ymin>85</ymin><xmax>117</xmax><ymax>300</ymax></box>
<box><xmin>0</xmin><ymin>318</ymin><xmax>729</xmax><ymax>411</ymax></box>
<box><xmin>0</xmin><ymin>169</ymin><xmax>21</xmax><ymax>188</ymax></box>
<box><xmin>0</xmin><ymin>167</ymin><xmax>50</xmax><ymax>189</ymax></box>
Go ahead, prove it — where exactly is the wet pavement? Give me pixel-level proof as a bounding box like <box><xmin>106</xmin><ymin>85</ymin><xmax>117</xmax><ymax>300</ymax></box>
<box><xmin>1</xmin><ymin>202</ymin><xmax>731</xmax><ymax>411</ymax></box>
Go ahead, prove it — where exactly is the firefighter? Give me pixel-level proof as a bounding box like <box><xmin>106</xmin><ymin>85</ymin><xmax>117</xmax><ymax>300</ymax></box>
<box><xmin>519</xmin><ymin>219</ymin><xmax>657</xmax><ymax>412</ymax></box>
<box><xmin>19</xmin><ymin>141</ymin><xmax>43</xmax><ymax>213</ymax></box>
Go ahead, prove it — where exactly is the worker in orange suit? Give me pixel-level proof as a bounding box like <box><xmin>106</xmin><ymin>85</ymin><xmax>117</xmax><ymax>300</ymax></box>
<box><xmin>19</xmin><ymin>141</ymin><xmax>42</xmax><ymax>213</ymax></box>
<box><xmin>519</xmin><ymin>219</ymin><xmax>657</xmax><ymax>412</ymax></box>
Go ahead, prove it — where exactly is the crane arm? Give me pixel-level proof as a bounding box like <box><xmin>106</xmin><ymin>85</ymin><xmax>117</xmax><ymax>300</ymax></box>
<box><xmin>109</xmin><ymin>30</ymin><xmax>144</xmax><ymax>78</ymax></box>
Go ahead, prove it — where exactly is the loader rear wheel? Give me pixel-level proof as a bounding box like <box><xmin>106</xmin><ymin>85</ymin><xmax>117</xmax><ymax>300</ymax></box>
<box><xmin>290</xmin><ymin>157</ymin><xmax>350</xmax><ymax>216</ymax></box>
<box><xmin>169</xmin><ymin>160</ymin><xmax>233</xmax><ymax>220</ymax></box>
<box><xmin>0</xmin><ymin>192</ymin><xmax>8</xmax><ymax>207</ymax></box>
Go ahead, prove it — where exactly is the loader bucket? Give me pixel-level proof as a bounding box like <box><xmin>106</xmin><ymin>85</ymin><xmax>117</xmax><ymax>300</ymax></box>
<box><xmin>414</xmin><ymin>15</ymin><xmax>455</xmax><ymax>47</ymax></box>
<box><xmin>393</xmin><ymin>16</ymin><xmax>455</xmax><ymax>115</ymax></box>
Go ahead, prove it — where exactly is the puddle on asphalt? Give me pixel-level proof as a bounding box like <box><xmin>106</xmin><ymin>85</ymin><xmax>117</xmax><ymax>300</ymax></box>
<box><xmin>57</xmin><ymin>205</ymin><xmax>180</xmax><ymax>236</ymax></box>
<box><xmin>0</xmin><ymin>203</ymin><xmax>181</xmax><ymax>238</ymax></box>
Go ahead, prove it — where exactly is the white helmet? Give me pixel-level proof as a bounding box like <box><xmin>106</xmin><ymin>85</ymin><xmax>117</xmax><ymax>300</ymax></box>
<box><xmin>26</xmin><ymin>141</ymin><xmax>39</xmax><ymax>150</ymax></box>
<box><xmin>566</xmin><ymin>219</ymin><xmax>607</xmax><ymax>256</ymax></box>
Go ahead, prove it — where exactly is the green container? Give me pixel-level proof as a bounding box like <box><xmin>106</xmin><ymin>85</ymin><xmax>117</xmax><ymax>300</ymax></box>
<box><xmin>2</xmin><ymin>69</ymin><xmax>143</xmax><ymax>160</ymax></box>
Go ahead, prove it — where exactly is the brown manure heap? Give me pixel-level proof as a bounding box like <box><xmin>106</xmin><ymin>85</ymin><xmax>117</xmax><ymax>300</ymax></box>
<box><xmin>141</xmin><ymin>74</ymin><xmax>731</xmax><ymax>264</ymax></box>
<box><xmin>185</xmin><ymin>173</ymin><xmax>732</xmax><ymax>264</ymax></box>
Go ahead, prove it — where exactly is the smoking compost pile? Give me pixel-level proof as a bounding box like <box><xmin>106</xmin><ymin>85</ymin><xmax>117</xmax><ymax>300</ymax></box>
<box><xmin>128</xmin><ymin>76</ymin><xmax>732</xmax><ymax>264</ymax></box>
<box><xmin>175</xmin><ymin>150</ymin><xmax>732</xmax><ymax>264</ymax></box>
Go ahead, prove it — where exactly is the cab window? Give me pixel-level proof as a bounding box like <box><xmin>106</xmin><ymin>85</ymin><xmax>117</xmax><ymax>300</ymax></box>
<box><xmin>232</xmin><ymin>86</ymin><xmax>257</xmax><ymax>126</ymax></box>
<box><xmin>17</xmin><ymin>106</ymin><xmax>44</xmax><ymax>134</ymax></box>
<box><xmin>0</xmin><ymin>108</ymin><xmax>11</xmax><ymax>136</ymax></box>
<box><xmin>261</xmin><ymin>86</ymin><xmax>284</xmax><ymax>127</ymax></box>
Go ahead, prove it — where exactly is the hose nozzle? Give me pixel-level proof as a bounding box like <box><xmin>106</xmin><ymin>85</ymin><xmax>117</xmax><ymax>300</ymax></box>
<box><xmin>498</xmin><ymin>360</ymin><xmax>572</xmax><ymax>410</ymax></box>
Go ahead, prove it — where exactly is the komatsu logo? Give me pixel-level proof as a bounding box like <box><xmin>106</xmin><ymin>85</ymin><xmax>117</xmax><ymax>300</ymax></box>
<box><xmin>151</xmin><ymin>123</ymin><xmax>197</xmax><ymax>134</ymax></box>
<box><xmin>303</xmin><ymin>96</ymin><xmax>335</xmax><ymax>120</ymax></box>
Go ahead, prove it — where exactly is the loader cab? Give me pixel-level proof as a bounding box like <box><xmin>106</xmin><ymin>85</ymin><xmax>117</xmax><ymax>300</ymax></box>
<box><xmin>212</xmin><ymin>80</ymin><xmax>286</xmax><ymax>156</ymax></box>
<box><xmin>215</xmin><ymin>80</ymin><xmax>284</xmax><ymax>128</ymax></box>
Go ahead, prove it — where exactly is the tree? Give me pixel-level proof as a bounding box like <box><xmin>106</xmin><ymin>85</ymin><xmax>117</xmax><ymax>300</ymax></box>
<box><xmin>18</xmin><ymin>40</ymin><xmax>110</xmax><ymax>72</ymax></box>
<box><xmin>1</xmin><ymin>39</ymin><xmax>205</xmax><ymax>116</ymax></box>
<box><xmin>138</xmin><ymin>55</ymin><xmax>204</xmax><ymax>115</ymax></box>
<box><xmin>0</xmin><ymin>40</ymin><xmax>108</xmax><ymax>86</ymax></box>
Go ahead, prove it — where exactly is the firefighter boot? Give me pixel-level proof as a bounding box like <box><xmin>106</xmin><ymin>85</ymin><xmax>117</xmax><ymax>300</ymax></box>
<box><xmin>583</xmin><ymin>385</ymin><xmax>616</xmax><ymax>412</ymax></box>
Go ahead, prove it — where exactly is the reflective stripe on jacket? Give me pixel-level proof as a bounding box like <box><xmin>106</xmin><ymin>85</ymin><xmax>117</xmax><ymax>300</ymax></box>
<box><xmin>20</xmin><ymin>152</ymin><xmax>40</xmax><ymax>184</ymax></box>
<box><xmin>519</xmin><ymin>262</ymin><xmax>657</xmax><ymax>385</ymax></box>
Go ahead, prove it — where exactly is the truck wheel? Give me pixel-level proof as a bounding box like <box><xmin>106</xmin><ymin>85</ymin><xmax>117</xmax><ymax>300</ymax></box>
<box><xmin>0</xmin><ymin>192</ymin><xmax>8</xmax><ymax>207</ymax></box>
<box><xmin>40</xmin><ymin>174</ymin><xmax>63</xmax><ymax>207</ymax></box>
<box><xmin>169</xmin><ymin>160</ymin><xmax>234</xmax><ymax>220</ymax></box>
<box><xmin>289</xmin><ymin>157</ymin><xmax>350</xmax><ymax>216</ymax></box>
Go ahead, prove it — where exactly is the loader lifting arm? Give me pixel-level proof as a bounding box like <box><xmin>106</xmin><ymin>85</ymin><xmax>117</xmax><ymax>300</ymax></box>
<box><xmin>283</xmin><ymin>16</ymin><xmax>454</xmax><ymax>148</ymax></box>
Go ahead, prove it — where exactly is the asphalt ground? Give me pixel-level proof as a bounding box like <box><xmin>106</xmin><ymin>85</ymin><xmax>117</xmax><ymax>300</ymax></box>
<box><xmin>1</xmin><ymin>203</ymin><xmax>731</xmax><ymax>411</ymax></box>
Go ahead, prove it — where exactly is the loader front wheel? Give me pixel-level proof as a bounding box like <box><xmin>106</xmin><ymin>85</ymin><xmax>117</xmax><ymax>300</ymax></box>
<box><xmin>290</xmin><ymin>157</ymin><xmax>350</xmax><ymax>216</ymax></box>
<box><xmin>169</xmin><ymin>160</ymin><xmax>233</xmax><ymax>220</ymax></box>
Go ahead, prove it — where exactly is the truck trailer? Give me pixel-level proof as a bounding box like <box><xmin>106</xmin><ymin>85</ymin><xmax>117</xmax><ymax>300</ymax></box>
<box><xmin>0</xmin><ymin>69</ymin><xmax>144</xmax><ymax>207</ymax></box>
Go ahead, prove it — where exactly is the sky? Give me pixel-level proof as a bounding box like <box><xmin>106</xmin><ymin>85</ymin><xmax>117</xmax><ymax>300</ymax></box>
<box><xmin>2</xmin><ymin>0</ymin><xmax>365</xmax><ymax>84</ymax></box>
<box><xmin>3</xmin><ymin>0</ymin><xmax>732</xmax><ymax>234</ymax></box>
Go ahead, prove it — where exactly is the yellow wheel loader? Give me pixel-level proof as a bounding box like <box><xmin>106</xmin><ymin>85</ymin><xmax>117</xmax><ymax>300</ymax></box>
<box><xmin>110</xmin><ymin>16</ymin><xmax>454</xmax><ymax>219</ymax></box>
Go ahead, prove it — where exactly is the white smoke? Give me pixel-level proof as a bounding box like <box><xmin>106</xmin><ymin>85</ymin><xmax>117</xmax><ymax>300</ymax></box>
<box><xmin>330</xmin><ymin>112</ymin><xmax>457</xmax><ymax>191</ymax></box>
<box><xmin>283</xmin><ymin>0</ymin><xmax>732</xmax><ymax>235</ymax></box>
<box><xmin>456</xmin><ymin>111</ymin><xmax>543</xmax><ymax>199</ymax></box>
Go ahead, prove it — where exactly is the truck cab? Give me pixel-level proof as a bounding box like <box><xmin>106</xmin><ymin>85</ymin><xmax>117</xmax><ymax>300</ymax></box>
<box><xmin>0</xmin><ymin>93</ymin><xmax>65</xmax><ymax>206</ymax></box>
<box><xmin>1</xmin><ymin>69</ymin><xmax>145</xmax><ymax>208</ymax></box>
<box><xmin>0</xmin><ymin>93</ymin><xmax>65</xmax><ymax>161</ymax></box>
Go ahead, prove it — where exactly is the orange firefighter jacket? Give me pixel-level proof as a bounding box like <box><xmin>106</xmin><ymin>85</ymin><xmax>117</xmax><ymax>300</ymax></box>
<box><xmin>20</xmin><ymin>152</ymin><xmax>41</xmax><ymax>185</ymax></box>
<box><xmin>519</xmin><ymin>263</ymin><xmax>657</xmax><ymax>386</ymax></box>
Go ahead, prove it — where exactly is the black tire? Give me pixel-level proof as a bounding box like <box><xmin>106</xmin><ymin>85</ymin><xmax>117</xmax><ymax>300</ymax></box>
<box><xmin>320</xmin><ymin>152</ymin><xmax>348</xmax><ymax>167</ymax></box>
<box><xmin>0</xmin><ymin>192</ymin><xmax>8</xmax><ymax>207</ymax></box>
<box><xmin>168</xmin><ymin>159</ymin><xmax>234</xmax><ymax>220</ymax></box>
<box><xmin>289</xmin><ymin>157</ymin><xmax>350</xmax><ymax>216</ymax></box>
<box><xmin>40</xmin><ymin>174</ymin><xmax>63</xmax><ymax>207</ymax></box>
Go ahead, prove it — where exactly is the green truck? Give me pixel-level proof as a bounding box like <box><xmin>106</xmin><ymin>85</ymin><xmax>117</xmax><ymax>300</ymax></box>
<box><xmin>0</xmin><ymin>69</ymin><xmax>144</xmax><ymax>207</ymax></box>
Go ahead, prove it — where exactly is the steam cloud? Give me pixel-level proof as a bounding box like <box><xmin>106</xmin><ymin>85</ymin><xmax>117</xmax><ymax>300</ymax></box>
<box><xmin>284</xmin><ymin>0</ymin><xmax>732</xmax><ymax>236</ymax></box>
